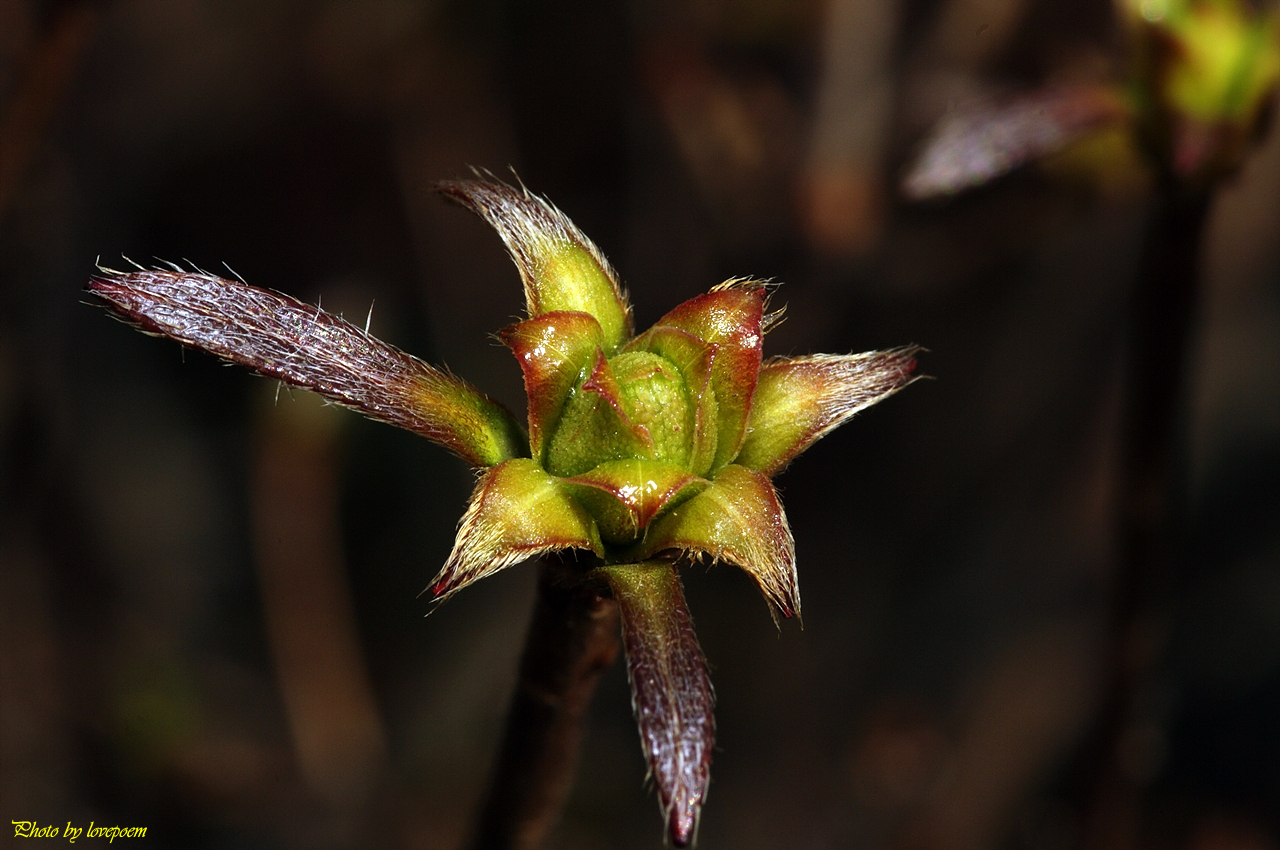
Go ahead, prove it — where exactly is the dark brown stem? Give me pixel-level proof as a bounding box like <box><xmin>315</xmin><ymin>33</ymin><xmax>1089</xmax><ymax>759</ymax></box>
<box><xmin>1081</xmin><ymin>185</ymin><xmax>1212</xmax><ymax>850</ymax></box>
<box><xmin>465</xmin><ymin>557</ymin><xmax>621</xmax><ymax>850</ymax></box>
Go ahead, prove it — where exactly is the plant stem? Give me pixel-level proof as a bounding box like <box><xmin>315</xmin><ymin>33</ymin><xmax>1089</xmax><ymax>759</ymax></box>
<box><xmin>465</xmin><ymin>556</ymin><xmax>621</xmax><ymax>850</ymax></box>
<box><xmin>1082</xmin><ymin>184</ymin><xmax>1212</xmax><ymax>850</ymax></box>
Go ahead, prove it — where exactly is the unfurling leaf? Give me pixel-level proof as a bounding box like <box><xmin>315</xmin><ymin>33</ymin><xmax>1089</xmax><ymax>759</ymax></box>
<box><xmin>544</xmin><ymin>349</ymin><xmax>657</xmax><ymax>477</ymax></box>
<box><xmin>437</xmin><ymin>179</ymin><xmax>633</xmax><ymax>351</ymax></box>
<box><xmin>737</xmin><ymin>348</ymin><xmax>920</xmax><ymax>477</ymax></box>
<box><xmin>431</xmin><ymin>459</ymin><xmax>603</xmax><ymax>599</ymax></box>
<box><xmin>631</xmin><ymin>284</ymin><xmax>767</xmax><ymax>474</ymax></box>
<box><xmin>562</xmin><ymin>459</ymin><xmax>707</xmax><ymax>545</ymax></box>
<box><xmin>625</xmin><ymin>326</ymin><xmax>719</xmax><ymax>476</ymax></box>
<box><xmin>595</xmin><ymin>561</ymin><xmax>714</xmax><ymax>849</ymax></box>
<box><xmin>89</xmin><ymin>177</ymin><xmax>921</xmax><ymax>846</ymax></box>
<box><xmin>87</xmin><ymin>268</ymin><xmax>526</xmax><ymax>467</ymax></box>
<box><xmin>639</xmin><ymin>464</ymin><xmax>798</xmax><ymax>620</ymax></box>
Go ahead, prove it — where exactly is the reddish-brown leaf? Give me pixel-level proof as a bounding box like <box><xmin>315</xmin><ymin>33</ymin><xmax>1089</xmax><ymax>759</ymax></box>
<box><xmin>87</xmin><ymin>268</ymin><xmax>526</xmax><ymax>467</ymax></box>
<box><xmin>596</xmin><ymin>561</ymin><xmax>714</xmax><ymax>848</ymax></box>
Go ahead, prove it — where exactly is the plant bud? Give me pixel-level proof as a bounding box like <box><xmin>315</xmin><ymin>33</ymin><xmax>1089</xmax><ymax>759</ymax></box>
<box><xmin>90</xmin><ymin>179</ymin><xmax>920</xmax><ymax>845</ymax></box>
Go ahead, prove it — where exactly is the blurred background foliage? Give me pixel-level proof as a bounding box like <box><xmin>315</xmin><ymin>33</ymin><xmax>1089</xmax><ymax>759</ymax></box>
<box><xmin>1</xmin><ymin>0</ymin><xmax>1277</xmax><ymax>848</ymax></box>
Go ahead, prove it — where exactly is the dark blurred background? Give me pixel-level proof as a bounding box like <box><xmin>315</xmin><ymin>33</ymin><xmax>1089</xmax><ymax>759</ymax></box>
<box><xmin>2</xmin><ymin>0</ymin><xmax>1277</xmax><ymax>848</ymax></box>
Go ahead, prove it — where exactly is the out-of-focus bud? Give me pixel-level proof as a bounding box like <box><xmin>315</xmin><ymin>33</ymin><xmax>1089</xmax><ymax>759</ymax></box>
<box><xmin>1128</xmin><ymin>0</ymin><xmax>1280</xmax><ymax>182</ymax></box>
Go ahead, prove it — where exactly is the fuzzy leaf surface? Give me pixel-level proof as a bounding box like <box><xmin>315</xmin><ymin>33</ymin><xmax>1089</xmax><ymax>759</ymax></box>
<box><xmin>87</xmin><ymin>269</ymin><xmax>525</xmax><ymax>467</ymax></box>
<box><xmin>596</xmin><ymin>561</ymin><xmax>714</xmax><ymax>848</ymax></box>
<box><xmin>438</xmin><ymin>179</ymin><xmax>632</xmax><ymax>351</ymax></box>
<box><xmin>431</xmin><ymin>459</ymin><xmax>603</xmax><ymax>599</ymax></box>
<box><xmin>737</xmin><ymin>349</ymin><xmax>919</xmax><ymax>476</ymax></box>
<box><xmin>639</xmin><ymin>464</ymin><xmax>798</xmax><ymax>620</ymax></box>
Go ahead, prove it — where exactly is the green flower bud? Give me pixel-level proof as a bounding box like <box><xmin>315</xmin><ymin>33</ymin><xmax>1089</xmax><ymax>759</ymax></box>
<box><xmin>543</xmin><ymin>348</ymin><xmax>696</xmax><ymax>478</ymax></box>
<box><xmin>87</xmin><ymin>178</ymin><xmax>919</xmax><ymax>846</ymax></box>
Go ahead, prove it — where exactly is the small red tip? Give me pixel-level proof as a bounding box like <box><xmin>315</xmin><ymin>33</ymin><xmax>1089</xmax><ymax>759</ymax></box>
<box><xmin>668</xmin><ymin>801</ymin><xmax>696</xmax><ymax>847</ymax></box>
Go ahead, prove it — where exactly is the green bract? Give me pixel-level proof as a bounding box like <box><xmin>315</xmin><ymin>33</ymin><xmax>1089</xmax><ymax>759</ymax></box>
<box><xmin>429</xmin><ymin>181</ymin><xmax>917</xmax><ymax>622</ymax></box>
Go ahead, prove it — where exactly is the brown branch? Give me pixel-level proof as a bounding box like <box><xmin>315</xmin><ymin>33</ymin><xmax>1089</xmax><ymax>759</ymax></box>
<box><xmin>1080</xmin><ymin>185</ymin><xmax>1212</xmax><ymax>850</ymax></box>
<box><xmin>465</xmin><ymin>556</ymin><xmax>621</xmax><ymax>850</ymax></box>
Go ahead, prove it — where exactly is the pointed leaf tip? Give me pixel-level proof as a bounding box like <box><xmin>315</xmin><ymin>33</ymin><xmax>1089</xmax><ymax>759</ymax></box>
<box><xmin>431</xmin><ymin>459</ymin><xmax>603</xmax><ymax>599</ymax></box>
<box><xmin>736</xmin><ymin>347</ymin><xmax>920</xmax><ymax>477</ymax></box>
<box><xmin>87</xmin><ymin>269</ymin><xmax>525</xmax><ymax>467</ymax></box>
<box><xmin>438</xmin><ymin>179</ymin><xmax>632</xmax><ymax>351</ymax></box>
<box><xmin>640</xmin><ymin>464</ymin><xmax>798</xmax><ymax>622</ymax></box>
<box><xmin>596</xmin><ymin>562</ymin><xmax>714</xmax><ymax>847</ymax></box>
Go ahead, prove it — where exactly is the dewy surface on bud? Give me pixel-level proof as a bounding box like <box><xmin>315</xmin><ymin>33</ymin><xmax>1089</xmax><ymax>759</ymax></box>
<box><xmin>88</xmin><ymin>178</ymin><xmax>919</xmax><ymax>846</ymax></box>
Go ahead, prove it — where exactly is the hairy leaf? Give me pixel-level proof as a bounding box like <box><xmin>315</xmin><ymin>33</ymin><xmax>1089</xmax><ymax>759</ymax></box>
<box><xmin>431</xmin><ymin>459</ymin><xmax>603</xmax><ymax>599</ymax></box>
<box><xmin>87</xmin><ymin>269</ymin><xmax>526</xmax><ymax>467</ymax></box>
<box><xmin>639</xmin><ymin>464</ymin><xmax>798</xmax><ymax>620</ymax></box>
<box><xmin>438</xmin><ymin>179</ymin><xmax>632</xmax><ymax>351</ymax></box>
<box><xmin>595</xmin><ymin>561</ymin><xmax>714</xmax><ymax>848</ymax></box>
<box><xmin>737</xmin><ymin>348</ymin><xmax>919</xmax><ymax>476</ymax></box>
